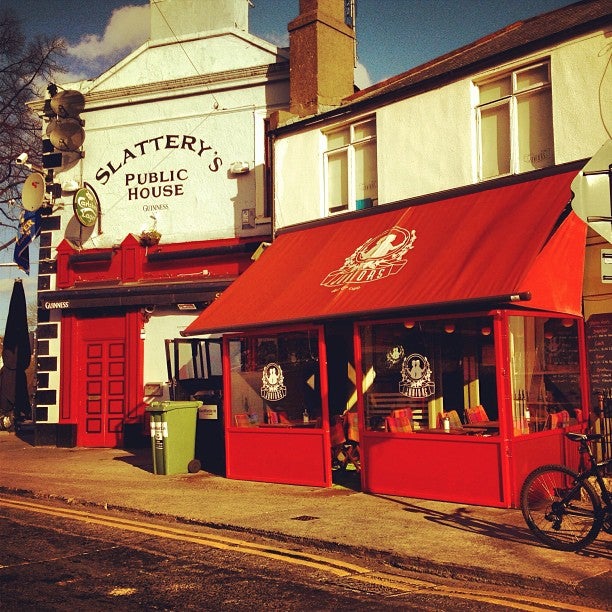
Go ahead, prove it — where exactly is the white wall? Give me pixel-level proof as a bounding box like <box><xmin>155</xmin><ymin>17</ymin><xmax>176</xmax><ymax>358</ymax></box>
<box><xmin>376</xmin><ymin>81</ymin><xmax>474</xmax><ymax>203</ymax></box>
<box><xmin>141</xmin><ymin>309</ymin><xmax>203</xmax><ymax>402</ymax></box>
<box><xmin>273</xmin><ymin>29</ymin><xmax>611</xmax><ymax>230</ymax></box>
<box><xmin>92</xmin><ymin>31</ymin><xmax>287</xmax><ymax>91</ymax></box>
<box><xmin>549</xmin><ymin>31</ymin><xmax>612</xmax><ymax>161</ymax></box>
<box><xmin>273</xmin><ymin>129</ymin><xmax>323</xmax><ymax>229</ymax></box>
<box><xmin>36</xmin><ymin>24</ymin><xmax>290</xmax><ymax>425</ymax></box>
<box><xmin>51</xmin><ymin>32</ymin><xmax>289</xmax><ymax>252</ymax></box>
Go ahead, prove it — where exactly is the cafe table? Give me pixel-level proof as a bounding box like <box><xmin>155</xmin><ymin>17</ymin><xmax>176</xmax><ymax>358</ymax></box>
<box><xmin>416</xmin><ymin>426</ymin><xmax>487</xmax><ymax>435</ymax></box>
<box><xmin>463</xmin><ymin>420</ymin><xmax>499</xmax><ymax>432</ymax></box>
<box><xmin>259</xmin><ymin>422</ymin><xmax>318</xmax><ymax>428</ymax></box>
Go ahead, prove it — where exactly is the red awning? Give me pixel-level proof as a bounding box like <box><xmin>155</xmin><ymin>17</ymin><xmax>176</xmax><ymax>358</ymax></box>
<box><xmin>184</xmin><ymin>171</ymin><xmax>585</xmax><ymax>336</ymax></box>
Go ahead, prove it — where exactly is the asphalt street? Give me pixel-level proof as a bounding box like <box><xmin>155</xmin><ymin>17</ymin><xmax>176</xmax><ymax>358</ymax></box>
<box><xmin>0</xmin><ymin>430</ymin><xmax>609</xmax><ymax>604</ymax></box>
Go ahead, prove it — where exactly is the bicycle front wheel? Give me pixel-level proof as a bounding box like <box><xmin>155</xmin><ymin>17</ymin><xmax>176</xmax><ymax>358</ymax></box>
<box><xmin>520</xmin><ymin>464</ymin><xmax>602</xmax><ymax>552</ymax></box>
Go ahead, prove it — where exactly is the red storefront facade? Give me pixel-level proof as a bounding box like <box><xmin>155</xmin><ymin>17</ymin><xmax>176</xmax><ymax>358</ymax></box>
<box><xmin>184</xmin><ymin>170</ymin><xmax>589</xmax><ymax>508</ymax></box>
<box><xmin>40</xmin><ymin>234</ymin><xmax>256</xmax><ymax>447</ymax></box>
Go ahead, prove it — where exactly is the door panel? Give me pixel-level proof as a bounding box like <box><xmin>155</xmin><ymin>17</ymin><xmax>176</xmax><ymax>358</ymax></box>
<box><xmin>78</xmin><ymin>334</ymin><xmax>127</xmax><ymax>447</ymax></box>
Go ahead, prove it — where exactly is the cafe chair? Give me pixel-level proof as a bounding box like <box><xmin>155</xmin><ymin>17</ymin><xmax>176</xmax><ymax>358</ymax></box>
<box><xmin>330</xmin><ymin>412</ymin><xmax>361</xmax><ymax>472</ymax></box>
<box><xmin>330</xmin><ymin>415</ymin><xmax>348</xmax><ymax>470</ymax></box>
<box><xmin>465</xmin><ymin>405</ymin><xmax>489</xmax><ymax>424</ymax></box>
<box><xmin>438</xmin><ymin>410</ymin><xmax>462</xmax><ymax>429</ymax></box>
<box><xmin>266</xmin><ymin>407</ymin><xmax>279</xmax><ymax>424</ymax></box>
<box><xmin>266</xmin><ymin>406</ymin><xmax>291</xmax><ymax>424</ymax></box>
<box><xmin>573</xmin><ymin>408</ymin><xmax>583</xmax><ymax>423</ymax></box>
<box><xmin>278</xmin><ymin>410</ymin><xmax>292</xmax><ymax>424</ymax></box>
<box><xmin>344</xmin><ymin>412</ymin><xmax>361</xmax><ymax>472</ymax></box>
<box><xmin>546</xmin><ymin>410</ymin><xmax>570</xmax><ymax>429</ymax></box>
<box><xmin>390</xmin><ymin>407</ymin><xmax>413</xmax><ymax>420</ymax></box>
<box><xmin>235</xmin><ymin>413</ymin><xmax>257</xmax><ymax>427</ymax></box>
<box><xmin>385</xmin><ymin>415</ymin><xmax>412</xmax><ymax>433</ymax></box>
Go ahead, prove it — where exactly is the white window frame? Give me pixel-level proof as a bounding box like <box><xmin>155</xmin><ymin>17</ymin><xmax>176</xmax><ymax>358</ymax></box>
<box><xmin>323</xmin><ymin>117</ymin><xmax>377</xmax><ymax>215</ymax></box>
<box><xmin>476</xmin><ymin>61</ymin><xmax>553</xmax><ymax>180</ymax></box>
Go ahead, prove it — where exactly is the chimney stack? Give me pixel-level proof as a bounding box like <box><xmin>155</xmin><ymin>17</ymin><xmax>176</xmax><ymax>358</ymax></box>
<box><xmin>288</xmin><ymin>0</ymin><xmax>356</xmax><ymax>117</ymax></box>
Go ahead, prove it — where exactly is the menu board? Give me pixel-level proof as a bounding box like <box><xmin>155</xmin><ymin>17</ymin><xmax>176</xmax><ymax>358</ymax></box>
<box><xmin>586</xmin><ymin>313</ymin><xmax>612</xmax><ymax>392</ymax></box>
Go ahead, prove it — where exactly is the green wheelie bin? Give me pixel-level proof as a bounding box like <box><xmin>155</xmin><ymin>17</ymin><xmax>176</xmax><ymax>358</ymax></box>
<box><xmin>146</xmin><ymin>400</ymin><xmax>202</xmax><ymax>475</ymax></box>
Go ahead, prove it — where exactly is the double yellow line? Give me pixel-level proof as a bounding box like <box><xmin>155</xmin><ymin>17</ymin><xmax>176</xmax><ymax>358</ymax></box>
<box><xmin>0</xmin><ymin>496</ymin><xmax>600</xmax><ymax>611</ymax></box>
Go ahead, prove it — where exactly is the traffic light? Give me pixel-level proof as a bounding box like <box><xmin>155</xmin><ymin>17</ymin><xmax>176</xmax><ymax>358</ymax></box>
<box><xmin>43</xmin><ymin>84</ymin><xmax>85</xmax><ymax>172</ymax></box>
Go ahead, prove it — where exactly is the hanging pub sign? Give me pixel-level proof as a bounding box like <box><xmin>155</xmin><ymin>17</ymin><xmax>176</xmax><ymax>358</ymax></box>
<box><xmin>73</xmin><ymin>185</ymin><xmax>99</xmax><ymax>227</ymax></box>
<box><xmin>400</xmin><ymin>353</ymin><xmax>435</xmax><ymax>398</ymax></box>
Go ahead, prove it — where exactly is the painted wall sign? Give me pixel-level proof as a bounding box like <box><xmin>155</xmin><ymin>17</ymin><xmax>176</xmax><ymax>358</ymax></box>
<box><xmin>73</xmin><ymin>187</ymin><xmax>99</xmax><ymax>227</ymax></box>
<box><xmin>95</xmin><ymin>134</ymin><xmax>223</xmax><ymax>185</ymax></box>
<box><xmin>92</xmin><ymin>133</ymin><xmax>224</xmax><ymax>219</ymax></box>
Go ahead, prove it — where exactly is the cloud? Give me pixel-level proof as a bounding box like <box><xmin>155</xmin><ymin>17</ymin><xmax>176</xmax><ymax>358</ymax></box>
<box><xmin>67</xmin><ymin>4</ymin><xmax>150</xmax><ymax>62</ymax></box>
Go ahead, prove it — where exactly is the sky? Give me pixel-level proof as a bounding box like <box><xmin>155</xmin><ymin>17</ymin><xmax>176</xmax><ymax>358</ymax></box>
<box><xmin>0</xmin><ymin>0</ymin><xmax>576</xmax><ymax>330</ymax></box>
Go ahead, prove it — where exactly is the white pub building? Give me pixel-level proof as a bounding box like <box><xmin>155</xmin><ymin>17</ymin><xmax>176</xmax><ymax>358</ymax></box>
<box><xmin>32</xmin><ymin>0</ymin><xmax>290</xmax><ymax>453</ymax></box>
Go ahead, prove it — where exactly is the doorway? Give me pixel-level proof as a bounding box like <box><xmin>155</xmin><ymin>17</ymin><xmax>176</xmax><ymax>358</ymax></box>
<box><xmin>165</xmin><ymin>338</ymin><xmax>225</xmax><ymax>474</ymax></box>
<box><xmin>75</xmin><ymin>314</ymin><xmax>128</xmax><ymax>447</ymax></box>
<box><xmin>325</xmin><ymin>321</ymin><xmax>361</xmax><ymax>490</ymax></box>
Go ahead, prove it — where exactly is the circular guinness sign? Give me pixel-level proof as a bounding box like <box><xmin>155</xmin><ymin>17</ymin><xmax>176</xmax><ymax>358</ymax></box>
<box><xmin>73</xmin><ymin>186</ymin><xmax>99</xmax><ymax>227</ymax></box>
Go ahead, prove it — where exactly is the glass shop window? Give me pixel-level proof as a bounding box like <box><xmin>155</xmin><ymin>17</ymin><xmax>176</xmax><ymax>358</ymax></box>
<box><xmin>360</xmin><ymin>317</ymin><xmax>498</xmax><ymax>434</ymax></box>
<box><xmin>228</xmin><ymin>329</ymin><xmax>322</xmax><ymax>427</ymax></box>
<box><xmin>509</xmin><ymin>316</ymin><xmax>582</xmax><ymax>435</ymax></box>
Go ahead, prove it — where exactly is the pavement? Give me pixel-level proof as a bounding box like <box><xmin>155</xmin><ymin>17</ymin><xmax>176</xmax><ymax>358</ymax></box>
<box><xmin>0</xmin><ymin>429</ymin><xmax>610</xmax><ymax>603</ymax></box>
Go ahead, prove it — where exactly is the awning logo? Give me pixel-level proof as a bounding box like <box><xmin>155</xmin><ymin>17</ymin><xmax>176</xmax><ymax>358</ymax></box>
<box><xmin>321</xmin><ymin>226</ymin><xmax>416</xmax><ymax>288</ymax></box>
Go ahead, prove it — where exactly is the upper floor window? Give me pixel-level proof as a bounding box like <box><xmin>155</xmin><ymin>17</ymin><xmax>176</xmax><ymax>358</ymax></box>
<box><xmin>324</xmin><ymin>117</ymin><xmax>378</xmax><ymax>215</ymax></box>
<box><xmin>476</xmin><ymin>62</ymin><xmax>554</xmax><ymax>180</ymax></box>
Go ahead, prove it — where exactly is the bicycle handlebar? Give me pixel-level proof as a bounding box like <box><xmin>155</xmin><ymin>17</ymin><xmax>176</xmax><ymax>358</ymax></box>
<box><xmin>566</xmin><ymin>432</ymin><xmax>604</xmax><ymax>443</ymax></box>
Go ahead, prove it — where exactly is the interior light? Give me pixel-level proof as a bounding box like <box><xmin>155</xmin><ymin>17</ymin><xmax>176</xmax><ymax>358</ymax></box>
<box><xmin>404</xmin><ymin>320</ymin><xmax>415</xmax><ymax>329</ymax></box>
<box><xmin>544</xmin><ymin>331</ymin><xmax>554</xmax><ymax>339</ymax></box>
<box><xmin>444</xmin><ymin>323</ymin><xmax>455</xmax><ymax>334</ymax></box>
<box><xmin>481</xmin><ymin>326</ymin><xmax>492</xmax><ymax>336</ymax></box>
<box><xmin>561</xmin><ymin>318</ymin><xmax>574</xmax><ymax>328</ymax></box>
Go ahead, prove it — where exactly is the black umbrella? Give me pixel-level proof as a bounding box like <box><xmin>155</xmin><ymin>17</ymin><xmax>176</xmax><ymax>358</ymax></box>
<box><xmin>0</xmin><ymin>279</ymin><xmax>32</xmax><ymax>430</ymax></box>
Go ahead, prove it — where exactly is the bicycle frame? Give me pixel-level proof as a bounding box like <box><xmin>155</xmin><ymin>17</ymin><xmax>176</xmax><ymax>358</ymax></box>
<box><xmin>575</xmin><ymin>435</ymin><xmax>612</xmax><ymax>513</ymax></box>
<box><xmin>521</xmin><ymin>431</ymin><xmax>612</xmax><ymax>551</ymax></box>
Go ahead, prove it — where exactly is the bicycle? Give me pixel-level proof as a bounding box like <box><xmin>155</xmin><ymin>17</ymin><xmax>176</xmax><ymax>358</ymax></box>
<box><xmin>520</xmin><ymin>431</ymin><xmax>612</xmax><ymax>551</ymax></box>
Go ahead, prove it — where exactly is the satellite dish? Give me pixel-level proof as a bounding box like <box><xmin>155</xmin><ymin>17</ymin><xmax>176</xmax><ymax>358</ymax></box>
<box><xmin>50</xmin><ymin>89</ymin><xmax>85</xmax><ymax>118</ymax></box>
<box><xmin>22</xmin><ymin>172</ymin><xmax>45</xmax><ymax>211</ymax></box>
<box><xmin>48</xmin><ymin>118</ymin><xmax>85</xmax><ymax>151</ymax></box>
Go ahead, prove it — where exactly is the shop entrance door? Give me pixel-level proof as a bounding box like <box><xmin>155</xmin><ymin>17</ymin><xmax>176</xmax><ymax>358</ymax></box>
<box><xmin>325</xmin><ymin>322</ymin><xmax>361</xmax><ymax>490</ymax></box>
<box><xmin>76</xmin><ymin>316</ymin><xmax>127</xmax><ymax>447</ymax></box>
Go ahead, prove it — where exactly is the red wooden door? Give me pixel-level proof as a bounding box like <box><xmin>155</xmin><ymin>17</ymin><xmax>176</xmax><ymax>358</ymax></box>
<box><xmin>75</xmin><ymin>314</ymin><xmax>128</xmax><ymax>448</ymax></box>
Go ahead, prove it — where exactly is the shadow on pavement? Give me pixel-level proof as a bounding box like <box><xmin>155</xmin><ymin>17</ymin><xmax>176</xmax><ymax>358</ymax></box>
<box><xmin>15</xmin><ymin>422</ymin><xmax>35</xmax><ymax>446</ymax></box>
<box><xmin>374</xmin><ymin>494</ymin><xmax>612</xmax><ymax>560</ymax></box>
<box><xmin>113</xmin><ymin>449</ymin><xmax>154</xmax><ymax>473</ymax></box>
